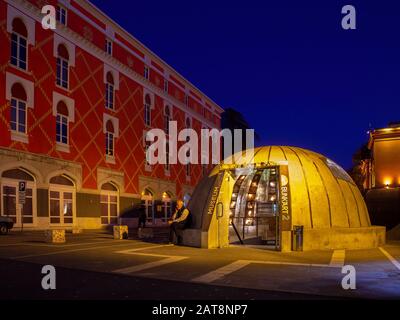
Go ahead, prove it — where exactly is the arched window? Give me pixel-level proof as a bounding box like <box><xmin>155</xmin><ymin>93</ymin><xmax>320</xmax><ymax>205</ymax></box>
<box><xmin>10</xmin><ymin>83</ymin><xmax>27</xmax><ymax>134</ymax></box>
<box><xmin>105</xmin><ymin>72</ymin><xmax>114</xmax><ymax>110</ymax></box>
<box><xmin>100</xmin><ymin>182</ymin><xmax>119</xmax><ymax>225</ymax></box>
<box><xmin>56</xmin><ymin>101</ymin><xmax>69</xmax><ymax>145</ymax></box>
<box><xmin>11</xmin><ymin>18</ymin><xmax>28</xmax><ymax>70</ymax></box>
<box><xmin>141</xmin><ymin>188</ymin><xmax>154</xmax><ymax>224</ymax></box>
<box><xmin>105</xmin><ymin>120</ymin><xmax>115</xmax><ymax>157</ymax></box>
<box><xmin>144</xmin><ymin>94</ymin><xmax>151</xmax><ymax>126</ymax></box>
<box><xmin>56</xmin><ymin>44</ymin><xmax>69</xmax><ymax>89</ymax></box>
<box><xmin>164</xmin><ymin>105</ymin><xmax>171</xmax><ymax>134</ymax></box>
<box><xmin>2</xmin><ymin>168</ymin><xmax>35</xmax><ymax>225</ymax></box>
<box><xmin>162</xmin><ymin>192</ymin><xmax>173</xmax><ymax>222</ymax></box>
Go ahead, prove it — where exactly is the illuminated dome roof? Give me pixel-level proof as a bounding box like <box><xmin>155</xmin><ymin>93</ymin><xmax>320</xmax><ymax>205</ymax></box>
<box><xmin>211</xmin><ymin>146</ymin><xmax>371</xmax><ymax>229</ymax></box>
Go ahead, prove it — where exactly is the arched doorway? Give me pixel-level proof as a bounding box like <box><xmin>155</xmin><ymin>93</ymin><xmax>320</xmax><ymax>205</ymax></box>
<box><xmin>1</xmin><ymin>168</ymin><xmax>36</xmax><ymax>227</ymax></box>
<box><xmin>141</xmin><ymin>188</ymin><xmax>154</xmax><ymax>224</ymax></box>
<box><xmin>100</xmin><ymin>182</ymin><xmax>119</xmax><ymax>225</ymax></box>
<box><xmin>49</xmin><ymin>175</ymin><xmax>75</xmax><ymax>226</ymax></box>
<box><xmin>162</xmin><ymin>192</ymin><xmax>173</xmax><ymax>223</ymax></box>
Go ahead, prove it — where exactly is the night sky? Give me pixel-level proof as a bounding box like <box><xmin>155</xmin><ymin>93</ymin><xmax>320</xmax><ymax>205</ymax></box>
<box><xmin>91</xmin><ymin>0</ymin><xmax>400</xmax><ymax>169</ymax></box>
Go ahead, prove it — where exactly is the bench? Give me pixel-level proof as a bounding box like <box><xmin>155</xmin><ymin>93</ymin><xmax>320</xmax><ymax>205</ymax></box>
<box><xmin>177</xmin><ymin>229</ymin><xmax>202</xmax><ymax>247</ymax></box>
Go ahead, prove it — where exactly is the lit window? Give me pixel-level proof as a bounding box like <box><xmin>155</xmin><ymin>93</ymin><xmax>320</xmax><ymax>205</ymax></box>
<box><xmin>56</xmin><ymin>6</ymin><xmax>67</xmax><ymax>26</ymax></box>
<box><xmin>10</xmin><ymin>83</ymin><xmax>27</xmax><ymax>134</ymax></box>
<box><xmin>144</xmin><ymin>66</ymin><xmax>150</xmax><ymax>80</ymax></box>
<box><xmin>144</xmin><ymin>94</ymin><xmax>151</xmax><ymax>126</ymax></box>
<box><xmin>105</xmin><ymin>39</ymin><xmax>112</xmax><ymax>55</ymax></box>
<box><xmin>10</xmin><ymin>18</ymin><xmax>28</xmax><ymax>70</ymax></box>
<box><xmin>105</xmin><ymin>120</ymin><xmax>115</xmax><ymax>157</ymax></box>
<box><xmin>105</xmin><ymin>72</ymin><xmax>115</xmax><ymax>110</ymax></box>
<box><xmin>56</xmin><ymin>101</ymin><xmax>69</xmax><ymax>145</ymax></box>
<box><xmin>56</xmin><ymin>44</ymin><xmax>69</xmax><ymax>89</ymax></box>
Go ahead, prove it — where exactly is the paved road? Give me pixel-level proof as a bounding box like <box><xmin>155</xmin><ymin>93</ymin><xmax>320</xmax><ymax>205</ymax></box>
<box><xmin>0</xmin><ymin>231</ymin><xmax>399</xmax><ymax>300</ymax></box>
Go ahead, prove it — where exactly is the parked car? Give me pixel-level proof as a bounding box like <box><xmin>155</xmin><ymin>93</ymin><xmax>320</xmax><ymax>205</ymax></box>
<box><xmin>0</xmin><ymin>216</ymin><xmax>14</xmax><ymax>235</ymax></box>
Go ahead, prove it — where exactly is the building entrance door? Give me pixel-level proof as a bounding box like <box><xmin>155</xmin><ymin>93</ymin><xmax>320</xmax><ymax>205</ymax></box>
<box><xmin>229</xmin><ymin>166</ymin><xmax>281</xmax><ymax>250</ymax></box>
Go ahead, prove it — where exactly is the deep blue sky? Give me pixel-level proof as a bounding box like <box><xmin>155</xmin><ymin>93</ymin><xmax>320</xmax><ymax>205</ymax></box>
<box><xmin>91</xmin><ymin>0</ymin><xmax>400</xmax><ymax>169</ymax></box>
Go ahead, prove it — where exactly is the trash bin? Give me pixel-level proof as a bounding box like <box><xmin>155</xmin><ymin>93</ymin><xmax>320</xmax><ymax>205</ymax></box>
<box><xmin>292</xmin><ymin>225</ymin><xmax>304</xmax><ymax>251</ymax></box>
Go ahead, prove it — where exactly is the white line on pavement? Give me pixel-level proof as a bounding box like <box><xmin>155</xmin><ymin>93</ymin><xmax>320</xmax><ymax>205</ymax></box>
<box><xmin>329</xmin><ymin>250</ymin><xmax>346</xmax><ymax>268</ymax></box>
<box><xmin>11</xmin><ymin>242</ymin><xmax>146</xmax><ymax>259</ymax></box>
<box><xmin>192</xmin><ymin>258</ymin><xmax>340</xmax><ymax>284</ymax></box>
<box><xmin>379</xmin><ymin>247</ymin><xmax>400</xmax><ymax>271</ymax></box>
<box><xmin>192</xmin><ymin>260</ymin><xmax>252</xmax><ymax>283</ymax></box>
<box><xmin>115</xmin><ymin>244</ymin><xmax>174</xmax><ymax>254</ymax></box>
<box><xmin>113</xmin><ymin>256</ymin><xmax>187</xmax><ymax>274</ymax></box>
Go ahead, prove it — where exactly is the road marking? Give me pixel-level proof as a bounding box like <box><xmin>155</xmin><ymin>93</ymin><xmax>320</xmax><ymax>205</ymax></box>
<box><xmin>0</xmin><ymin>240</ymin><xmax>125</xmax><ymax>248</ymax></box>
<box><xmin>11</xmin><ymin>242</ymin><xmax>146</xmax><ymax>259</ymax></box>
<box><xmin>115</xmin><ymin>244</ymin><xmax>174</xmax><ymax>254</ymax></box>
<box><xmin>113</xmin><ymin>254</ymin><xmax>187</xmax><ymax>274</ymax></box>
<box><xmin>330</xmin><ymin>250</ymin><xmax>346</xmax><ymax>268</ymax></box>
<box><xmin>379</xmin><ymin>247</ymin><xmax>400</xmax><ymax>271</ymax></box>
<box><xmin>192</xmin><ymin>258</ymin><xmax>340</xmax><ymax>284</ymax></box>
<box><xmin>192</xmin><ymin>260</ymin><xmax>251</xmax><ymax>283</ymax></box>
<box><xmin>113</xmin><ymin>245</ymin><xmax>186</xmax><ymax>274</ymax></box>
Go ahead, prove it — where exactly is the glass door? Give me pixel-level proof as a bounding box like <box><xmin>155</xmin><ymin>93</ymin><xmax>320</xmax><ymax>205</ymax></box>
<box><xmin>2</xmin><ymin>182</ymin><xmax>34</xmax><ymax>227</ymax></box>
<box><xmin>49</xmin><ymin>189</ymin><xmax>74</xmax><ymax>226</ymax></box>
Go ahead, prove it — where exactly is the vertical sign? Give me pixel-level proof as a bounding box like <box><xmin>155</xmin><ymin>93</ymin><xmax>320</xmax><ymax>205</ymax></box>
<box><xmin>19</xmin><ymin>181</ymin><xmax>26</xmax><ymax>232</ymax></box>
<box><xmin>279</xmin><ymin>166</ymin><xmax>291</xmax><ymax>232</ymax></box>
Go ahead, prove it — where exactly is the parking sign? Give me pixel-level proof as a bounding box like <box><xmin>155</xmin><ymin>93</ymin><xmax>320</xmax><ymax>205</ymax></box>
<box><xmin>19</xmin><ymin>181</ymin><xmax>26</xmax><ymax>205</ymax></box>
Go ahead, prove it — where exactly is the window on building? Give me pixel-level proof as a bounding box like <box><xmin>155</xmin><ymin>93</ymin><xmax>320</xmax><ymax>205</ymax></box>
<box><xmin>105</xmin><ymin>38</ymin><xmax>112</xmax><ymax>55</ymax></box>
<box><xmin>105</xmin><ymin>72</ymin><xmax>114</xmax><ymax>110</ymax></box>
<box><xmin>10</xmin><ymin>83</ymin><xmax>27</xmax><ymax>134</ymax></box>
<box><xmin>56</xmin><ymin>44</ymin><xmax>69</xmax><ymax>89</ymax></box>
<box><xmin>164</xmin><ymin>105</ymin><xmax>171</xmax><ymax>135</ymax></box>
<box><xmin>100</xmin><ymin>183</ymin><xmax>119</xmax><ymax>225</ymax></box>
<box><xmin>56</xmin><ymin>101</ymin><xmax>69</xmax><ymax>145</ymax></box>
<box><xmin>185</xmin><ymin>94</ymin><xmax>189</xmax><ymax>106</ymax></box>
<box><xmin>162</xmin><ymin>192</ymin><xmax>172</xmax><ymax>223</ymax></box>
<box><xmin>105</xmin><ymin>120</ymin><xmax>115</xmax><ymax>157</ymax></box>
<box><xmin>49</xmin><ymin>175</ymin><xmax>75</xmax><ymax>225</ymax></box>
<box><xmin>144</xmin><ymin>94</ymin><xmax>151</xmax><ymax>126</ymax></box>
<box><xmin>56</xmin><ymin>6</ymin><xmax>67</xmax><ymax>26</ymax></box>
<box><xmin>144</xmin><ymin>138</ymin><xmax>152</xmax><ymax>168</ymax></box>
<box><xmin>141</xmin><ymin>188</ymin><xmax>154</xmax><ymax>224</ymax></box>
<box><xmin>164</xmin><ymin>79</ymin><xmax>168</xmax><ymax>93</ymax></box>
<box><xmin>10</xmin><ymin>18</ymin><xmax>28</xmax><ymax>70</ymax></box>
<box><xmin>144</xmin><ymin>65</ymin><xmax>150</xmax><ymax>80</ymax></box>
<box><xmin>165</xmin><ymin>142</ymin><xmax>170</xmax><ymax>173</ymax></box>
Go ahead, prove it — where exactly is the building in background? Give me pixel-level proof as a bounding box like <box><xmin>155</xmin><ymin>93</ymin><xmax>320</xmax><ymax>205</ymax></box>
<box><xmin>364</xmin><ymin>122</ymin><xmax>400</xmax><ymax>231</ymax></box>
<box><xmin>0</xmin><ymin>0</ymin><xmax>223</xmax><ymax>230</ymax></box>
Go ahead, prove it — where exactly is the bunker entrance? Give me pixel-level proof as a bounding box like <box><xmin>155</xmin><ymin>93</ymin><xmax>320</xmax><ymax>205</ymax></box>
<box><xmin>228</xmin><ymin>166</ymin><xmax>281</xmax><ymax>250</ymax></box>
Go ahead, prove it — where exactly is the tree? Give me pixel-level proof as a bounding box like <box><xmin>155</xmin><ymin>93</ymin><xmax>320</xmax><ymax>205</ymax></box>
<box><xmin>348</xmin><ymin>143</ymin><xmax>371</xmax><ymax>194</ymax></box>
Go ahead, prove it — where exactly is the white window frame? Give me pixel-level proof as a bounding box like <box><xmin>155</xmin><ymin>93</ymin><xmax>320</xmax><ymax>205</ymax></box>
<box><xmin>100</xmin><ymin>190</ymin><xmax>119</xmax><ymax>225</ymax></box>
<box><xmin>10</xmin><ymin>31</ymin><xmax>27</xmax><ymax>71</ymax></box>
<box><xmin>49</xmin><ymin>185</ymin><xmax>76</xmax><ymax>226</ymax></box>
<box><xmin>105</xmin><ymin>38</ymin><xmax>113</xmax><ymax>55</ymax></box>
<box><xmin>56</xmin><ymin>113</ymin><xmax>69</xmax><ymax>146</ymax></box>
<box><xmin>10</xmin><ymin>97</ymin><xmax>27</xmax><ymax>135</ymax></box>
<box><xmin>105</xmin><ymin>81</ymin><xmax>115</xmax><ymax>110</ymax></box>
<box><xmin>56</xmin><ymin>55</ymin><xmax>69</xmax><ymax>90</ymax></box>
<box><xmin>56</xmin><ymin>6</ymin><xmax>68</xmax><ymax>26</ymax></box>
<box><xmin>144</xmin><ymin>65</ymin><xmax>150</xmax><ymax>80</ymax></box>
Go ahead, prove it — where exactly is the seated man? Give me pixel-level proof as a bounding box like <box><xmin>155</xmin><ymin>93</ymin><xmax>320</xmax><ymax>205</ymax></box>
<box><xmin>168</xmin><ymin>199</ymin><xmax>191</xmax><ymax>245</ymax></box>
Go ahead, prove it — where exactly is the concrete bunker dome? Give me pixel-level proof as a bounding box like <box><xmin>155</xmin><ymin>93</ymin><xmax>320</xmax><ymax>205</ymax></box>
<box><xmin>212</xmin><ymin>146</ymin><xmax>370</xmax><ymax>230</ymax></box>
<box><xmin>186</xmin><ymin>146</ymin><xmax>386</xmax><ymax>251</ymax></box>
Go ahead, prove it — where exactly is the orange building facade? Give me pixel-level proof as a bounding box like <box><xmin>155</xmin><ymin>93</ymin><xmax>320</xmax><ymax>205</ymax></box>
<box><xmin>0</xmin><ymin>0</ymin><xmax>223</xmax><ymax>230</ymax></box>
<box><xmin>365</xmin><ymin>122</ymin><xmax>400</xmax><ymax>230</ymax></box>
